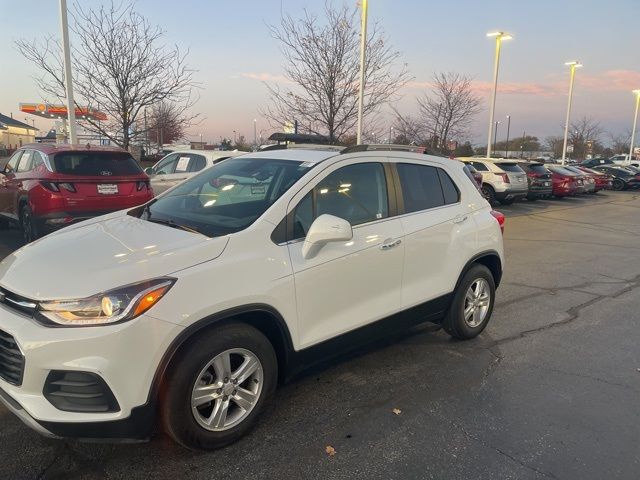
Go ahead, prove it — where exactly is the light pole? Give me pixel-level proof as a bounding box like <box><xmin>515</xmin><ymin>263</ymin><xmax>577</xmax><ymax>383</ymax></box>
<box><xmin>356</xmin><ymin>0</ymin><xmax>369</xmax><ymax>145</ymax></box>
<box><xmin>561</xmin><ymin>61</ymin><xmax>582</xmax><ymax>165</ymax></box>
<box><xmin>389</xmin><ymin>126</ymin><xmax>394</xmax><ymax>144</ymax></box>
<box><xmin>253</xmin><ymin>119</ymin><xmax>257</xmax><ymax>148</ymax></box>
<box><xmin>199</xmin><ymin>133</ymin><xmax>203</xmax><ymax>144</ymax></box>
<box><xmin>628</xmin><ymin>90</ymin><xmax>640</xmax><ymax>165</ymax></box>
<box><xmin>493</xmin><ymin>121</ymin><xmax>500</xmax><ymax>155</ymax></box>
<box><xmin>486</xmin><ymin>31</ymin><xmax>512</xmax><ymax>159</ymax></box>
<box><xmin>59</xmin><ymin>0</ymin><xmax>77</xmax><ymax>144</ymax></box>
<box><xmin>233</xmin><ymin>130</ymin><xmax>237</xmax><ymax>144</ymax></box>
<box><xmin>505</xmin><ymin>115</ymin><xmax>511</xmax><ymax>158</ymax></box>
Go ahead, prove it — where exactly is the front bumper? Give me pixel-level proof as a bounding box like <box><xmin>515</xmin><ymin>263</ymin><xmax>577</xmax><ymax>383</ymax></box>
<box><xmin>0</xmin><ymin>303</ymin><xmax>182</xmax><ymax>440</ymax></box>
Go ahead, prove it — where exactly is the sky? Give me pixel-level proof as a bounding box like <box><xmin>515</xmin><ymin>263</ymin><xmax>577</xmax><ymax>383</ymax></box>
<box><xmin>1</xmin><ymin>0</ymin><xmax>639</xmax><ymax>147</ymax></box>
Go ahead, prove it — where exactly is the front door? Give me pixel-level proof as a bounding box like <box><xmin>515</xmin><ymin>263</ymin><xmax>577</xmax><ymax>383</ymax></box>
<box><xmin>287</xmin><ymin>160</ymin><xmax>405</xmax><ymax>348</ymax></box>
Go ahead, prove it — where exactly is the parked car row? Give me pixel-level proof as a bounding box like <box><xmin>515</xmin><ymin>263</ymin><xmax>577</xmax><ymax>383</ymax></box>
<box><xmin>457</xmin><ymin>156</ymin><xmax>640</xmax><ymax>205</ymax></box>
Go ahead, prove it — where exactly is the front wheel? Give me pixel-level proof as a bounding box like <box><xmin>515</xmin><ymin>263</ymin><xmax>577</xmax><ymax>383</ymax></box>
<box><xmin>443</xmin><ymin>264</ymin><xmax>496</xmax><ymax>340</ymax></box>
<box><xmin>160</xmin><ymin>323</ymin><xmax>277</xmax><ymax>450</ymax></box>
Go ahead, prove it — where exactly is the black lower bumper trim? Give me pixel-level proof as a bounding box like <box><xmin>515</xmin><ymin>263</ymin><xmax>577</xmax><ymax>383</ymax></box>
<box><xmin>37</xmin><ymin>402</ymin><xmax>156</xmax><ymax>441</ymax></box>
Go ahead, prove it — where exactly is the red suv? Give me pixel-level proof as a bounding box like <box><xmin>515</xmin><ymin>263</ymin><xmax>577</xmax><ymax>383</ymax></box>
<box><xmin>0</xmin><ymin>144</ymin><xmax>153</xmax><ymax>243</ymax></box>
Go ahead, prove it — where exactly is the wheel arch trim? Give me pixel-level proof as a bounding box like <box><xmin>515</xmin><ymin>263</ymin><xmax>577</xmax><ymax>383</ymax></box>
<box><xmin>455</xmin><ymin>250</ymin><xmax>503</xmax><ymax>291</ymax></box>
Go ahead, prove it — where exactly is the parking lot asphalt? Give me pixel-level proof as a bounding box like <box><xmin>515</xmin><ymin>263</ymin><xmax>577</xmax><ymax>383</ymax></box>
<box><xmin>1</xmin><ymin>191</ymin><xmax>640</xmax><ymax>479</ymax></box>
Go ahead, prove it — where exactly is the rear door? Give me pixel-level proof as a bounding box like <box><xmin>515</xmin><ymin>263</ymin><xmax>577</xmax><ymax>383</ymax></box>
<box><xmin>0</xmin><ymin>151</ymin><xmax>23</xmax><ymax>219</ymax></box>
<box><xmin>393</xmin><ymin>160</ymin><xmax>476</xmax><ymax>309</ymax></box>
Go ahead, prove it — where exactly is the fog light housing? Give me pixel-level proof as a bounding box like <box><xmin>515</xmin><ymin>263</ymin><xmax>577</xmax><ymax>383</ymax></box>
<box><xmin>43</xmin><ymin>370</ymin><xmax>120</xmax><ymax>413</ymax></box>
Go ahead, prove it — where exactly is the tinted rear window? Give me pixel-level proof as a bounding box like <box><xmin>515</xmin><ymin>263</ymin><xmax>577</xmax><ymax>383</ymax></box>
<box><xmin>52</xmin><ymin>152</ymin><xmax>143</xmax><ymax>176</ymax></box>
<box><xmin>528</xmin><ymin>165</ymin><xmax>549</xmax><ymax>174</ymax></box>
<box><xmin>397</xmin><ymin>163</ymin><xmax>459</xmax><ymax>213</ymax></box>
<box><xmin>498</xmin><ymin>163</ymin><xmax>524</xmax><ymax>173</ymax></box>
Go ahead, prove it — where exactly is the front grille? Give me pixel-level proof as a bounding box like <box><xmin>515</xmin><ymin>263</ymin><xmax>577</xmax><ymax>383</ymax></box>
<box><xmin>44</xmin><ymin>371</ymin><xmax>120</xmax><ymax>413</ymax></box>
<box><xmin>0</xmin><ymin>329</ymin><xmax>25</xmax><ymax>386</ymax></box>
<box><xmin>0</xmin><ymin>287</ymin><xmax>37</xmax><ymax>316</ymax></box>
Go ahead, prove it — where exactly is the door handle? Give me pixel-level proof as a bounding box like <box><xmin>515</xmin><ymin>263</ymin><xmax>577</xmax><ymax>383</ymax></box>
<box><xmin>380</xmin><ymin>238</ymin><xmax>402</xmax><ymax>250</ymax></box>
<box><xmin>453</xmin><ymin>215</ymin><xmax>468</xmax><ymax>224</ymax></box>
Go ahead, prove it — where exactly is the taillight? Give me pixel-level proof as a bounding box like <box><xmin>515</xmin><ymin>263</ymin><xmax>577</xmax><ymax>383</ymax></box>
<box><xmin>499</xmin><ymin>173</ymin><xmax>510</xmax><ymax>183</ymax></box>
<box><xmin>137</xmin><ymin>180</ymin><xmax>150</xmax><ymax>191</ymax></box>
<box><xmin>490</xmin><ymin>210</ymin><xmax>505</xmax><ymax>234</ymax></box>
<box><xmin>40</xmin><ymin>181</ymin><xmax>75</xmax><ymax>193</ymax></box>
<box><xmin>59</xmin><ymin>182</ymin><xmax>76</xmax><ymax>193</ymax></box>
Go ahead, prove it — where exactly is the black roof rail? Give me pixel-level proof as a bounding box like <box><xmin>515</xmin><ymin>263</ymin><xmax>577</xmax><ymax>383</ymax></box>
<box><xmin>268</xmin><ymin>133</ymin><xmax>332</xmax><ymax>145</ymax></box>
<box><xmin>340</xmin><ymin>144</ymin><xmax>428</xmax><ymax>154</ymax></box>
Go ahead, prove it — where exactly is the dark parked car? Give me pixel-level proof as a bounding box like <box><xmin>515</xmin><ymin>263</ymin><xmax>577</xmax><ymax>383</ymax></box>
<box><xmin>546</xmin><ymin>165</ymin><xmax>582</xmax><ymax>197</ymax></box>
<box><xmin>0</xmin><ymin>144</ymin><xmax>154</xmax><ymax>243</ymax></box>
<box><xmin>581</xmin><ymin>158</ymin><xmax>614</xmax><ymax>168</ymax></box>
<box><xmin>592</xmin><ymin>165</ymin><xmax>640</xmax><ymax>190</ymax></box>
<box><xmin>516</xmin><ymin>161</ymin><xmax>553</xmax><ymax>200</ymax></box>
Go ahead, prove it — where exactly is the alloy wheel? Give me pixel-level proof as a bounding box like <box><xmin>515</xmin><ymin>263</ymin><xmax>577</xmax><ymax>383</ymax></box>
<box><xmin>463</xmin><ymin>278</ymin><xmax>491</xmax><ymax>328</ymax></box>
<box><xmin>191</xmin><ymin>348</ymin><xmax>264</xmax><ymax>432</ymax></box>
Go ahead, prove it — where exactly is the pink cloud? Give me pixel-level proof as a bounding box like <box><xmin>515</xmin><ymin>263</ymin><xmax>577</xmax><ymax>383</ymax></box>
<box><xmin>240</xmin><ymin>72</ymin><xmax>291</xmax><ymax>83</ymax></box>
<box><xmin>579</xmin><ymin>70</ymin><xmax>640</xmax><ymax>91</ymax></box>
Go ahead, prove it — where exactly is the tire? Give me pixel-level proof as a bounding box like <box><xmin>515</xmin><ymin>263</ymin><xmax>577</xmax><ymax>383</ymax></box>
<box><xmin>20</xmin><ymin>205</ymin><xmax>39</xmax><ymax>244</ymax></box>
<box><xmin>160</xmin><ymin>323</ymin><xmax>278</xmax><ymax>450</ymax></box>
<box><xmin>612</xmin><ymin>179</ymin><xmax>625</xmax><ymax>191</ymax></box>
<box><xmin>480</xmin><ymin>185</ymin><xmax>496</xmax><ymax>205</ymax></box>
<box><xmin>526</xmin><ymin>194</ymin><xmax>538</xmax><ymax>201</ymax></box>
<box><xmin>443</xmin><ymin>264</ymin><xmax>496</xmax><ymax>340</ymax></box>
<box><xmin>498</xmin><ymin>198</ymin><xmax>514</xmax><ymax>205</ymax></box>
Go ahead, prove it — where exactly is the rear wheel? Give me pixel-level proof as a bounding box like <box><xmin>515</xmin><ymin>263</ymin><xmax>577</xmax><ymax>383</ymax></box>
<box><xmin>443</xmin><ymin>264</ymin><xmax>496</xmax><ymax>340</ymax></box>
<box><xmin>480</xmin><ymin>185</ymin><xmax>496</xmax><ymax>205</ymax></box>
<box><xmin>160</xmin><ymin>323</ymin><xmax>277</xmax><ymax>450</ymax></box>
<box><xmin>526</xmin><ymin>194</ymin><xmax>538</xmax><ymax>201</ymax></box>
<box><xmin>20</xmin><ymin>205</ymin><xmax>39</xmax><ymax>244</ymax></box>
<box><xmin>612</xmin><ymin>179</ymin><xmax>625</xmax><ymax>191</ymax></box>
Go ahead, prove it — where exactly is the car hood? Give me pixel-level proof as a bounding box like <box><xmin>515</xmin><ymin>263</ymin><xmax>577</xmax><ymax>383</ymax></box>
<box><xmin>0</xmin><ymin>214</ymin><xmax>229</xmax><ymax>300</ymax></box>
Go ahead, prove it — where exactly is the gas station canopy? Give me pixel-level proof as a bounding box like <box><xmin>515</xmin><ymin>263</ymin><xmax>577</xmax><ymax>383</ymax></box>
<box><xmin>20</xmin><ymin>103</ymin><xmax>107</xmax><ymax>121</ymax></box>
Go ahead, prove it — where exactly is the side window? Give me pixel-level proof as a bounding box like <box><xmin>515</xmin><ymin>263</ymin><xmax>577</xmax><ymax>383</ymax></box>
<box><xmin>397</xmin><ymin>163</ymin><xmax>444</xmax><ymax>212</ymax></box>
<box><xmin>438</xmin><ymin>169</ymin><xmax>460</xmax><ymax>205</ymax></box>
<box><xmin>471</xmin><ymin>161</ymin><xmax>489</xmax><ymax>172</ymax></box>
<box><xmin>31</xmin><ymin>151</ymin><xmax>45</xmax><ymax>170</ymax></box>
<box><xmin>154</xmin><ymin>154</ymin><xmax>178</xmax><ymax>174</ymax></box>
<box><xmin>5</xmin><ymin>151</ymin><xmax>22</xmax><ymax>173</ymax></box>
<box><xmin>16</xmin><ymin>151</ymin><xmax>34</xmax><ymax>173</ymax></box>
<box><xmin>174</xmin><ymin>155</ymin><xmax>192</xmax><ymax>173</ymax></box>
<box><xmin>291</xmin><ymin>162</ymin><xmax>389</xmax><ymax>240</ymax></box>
<box><xmin>188</xmin><ymin>155</ymin><xmax>207</xmax><ymax>173</ymax></box>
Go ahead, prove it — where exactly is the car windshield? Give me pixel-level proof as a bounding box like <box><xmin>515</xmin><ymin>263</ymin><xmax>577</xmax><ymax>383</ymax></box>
<box><xmin>137</xmin><ymin>157</ymin><xmax>312</xmax><ymax>237</ymax></box>
<box><xmin>527</xmin><ymin>164</ymin><xmax>549</xmax><ymax>174</ymax></box>
<box><xmin>52</xmin><ymin>151</ymin><xmax>143</xmax><ymax>176</ymax></box>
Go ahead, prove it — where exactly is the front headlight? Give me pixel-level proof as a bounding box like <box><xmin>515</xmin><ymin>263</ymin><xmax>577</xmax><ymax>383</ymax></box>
<box><xmin>36</xmin><ymin>278</ymin><xmax>175</xmax><ymax>327</ymax></box>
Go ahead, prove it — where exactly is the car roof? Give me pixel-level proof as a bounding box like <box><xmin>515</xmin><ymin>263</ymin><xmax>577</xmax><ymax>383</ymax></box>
<box><xmin>241</xmin><ymin>148</ymin><xmax>341</xmax><ymax>164</ymax></box>
<box><xmin>19</xmin><ymin>143</ymin><xmax>128</xmax><ymax>155</ymax></box>
<box><xmin>166</xmin><ymin>150</ymin><xmax>245</xmax><ymax>160</ymax></box>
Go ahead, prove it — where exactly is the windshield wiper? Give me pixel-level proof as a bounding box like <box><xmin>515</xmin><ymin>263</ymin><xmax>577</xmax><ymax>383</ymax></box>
<box><xmin>147</xmin><ymin>218</ymin><xmax>203</xmax><ymax>235</ymax></box>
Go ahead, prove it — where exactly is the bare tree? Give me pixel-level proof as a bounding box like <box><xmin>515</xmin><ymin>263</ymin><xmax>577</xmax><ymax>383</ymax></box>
<box><xmin>394</xmin><ymin>73</ymin><xmax>481</xmax><ymax>153</ymax></box>
<box><xmin>262</xmin><ymin>3</ymin><xmax>410</xmax><ymax>143</ymax></box>
<box><xmin>545</xmin><ymin>135</ymin><xmax>564</xmax><ymax>158</ymax></box>
<box><xmin>569</xmin><ymin>116</ymin><xmax>604</xmax><ymax>158</ymax></box>
<box><xmin>392</xmin><ymin>110</ymin><xmax>427</xmax><ymax>145</ymax></box>
<box><xmin>417</xmin><ymin>73</ymin><xmax>482</xmax><ymax>151</ymax></box>
<box><xmin>608</xmin><ymin>129</ymin><xmax>631</xmax><ymax>154</ymax></box>
<box><xmin>16</xmin><ymin>1</ymin><xmax>199</xmax><ymax>149</ymax></box>
<box><xmin>147</xmin><ymin>100</ymin><xmax>195</xmax><ymax>149</ymax></box>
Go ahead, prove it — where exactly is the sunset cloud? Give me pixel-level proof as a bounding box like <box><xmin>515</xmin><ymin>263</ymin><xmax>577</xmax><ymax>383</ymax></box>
<box><xmin>240</xmin><ymin>72</ymin><xmax>292</xmax><ymax>83</ymax></box>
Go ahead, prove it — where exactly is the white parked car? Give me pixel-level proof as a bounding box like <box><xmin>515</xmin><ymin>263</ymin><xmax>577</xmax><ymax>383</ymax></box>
<box><xmin>459</xmin><ymin>158</ymin><xmax>528</xmax><ymax>205</ymax></box>
<box><xmin>0</xmin><ymin>145</ymin><xmax>504</xmax><ymax>449</ymax></box>
<box><xmin>145</xmin><ymin>150</ymin><xmax>244</xmax><ymax>194</ymax></box>
<box><xmin>610</xmin><ymin>154</ymin><xmax>640</xmax><ymax>168</ymax></box>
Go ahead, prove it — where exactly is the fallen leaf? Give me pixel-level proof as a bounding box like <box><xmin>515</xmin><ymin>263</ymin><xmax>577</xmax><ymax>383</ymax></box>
<box><xmin>392</xmin><ymin>408</ymin><xmax>402</xmax><ymax>415</ymax></box>
<box><xmin>325</xmin><ymin>445</ymin><xmax>336</xmax><ymax>456</ymax></box>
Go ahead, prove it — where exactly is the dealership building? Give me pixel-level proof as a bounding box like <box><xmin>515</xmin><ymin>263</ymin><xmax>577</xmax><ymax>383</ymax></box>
<box><xmin>0</xmin><ymin>112</ymin><xmax>36</xmax><ymax>150</ymax></box>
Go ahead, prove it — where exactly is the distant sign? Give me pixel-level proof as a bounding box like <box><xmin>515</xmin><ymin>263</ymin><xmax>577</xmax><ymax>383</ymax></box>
<box><xmin>283</xmin><ymin>121</ymin><xmax>295</xmax><ymax>134</ymax></box>
<box><xmin>567</xmin><ymin>145</ymin><xmax>574</xmax><ymax>153</ymax></box>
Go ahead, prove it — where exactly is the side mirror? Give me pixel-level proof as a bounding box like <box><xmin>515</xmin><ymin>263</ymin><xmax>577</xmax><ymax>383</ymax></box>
<box><xmin>301</xmin><ymin>214</ymin><xmax>353</xmax><ymax>259</ymax></box>
<box><xmin>144</xmin><ymin>167</ymin><xmax>154</xmax><ymax>175</ymax></box>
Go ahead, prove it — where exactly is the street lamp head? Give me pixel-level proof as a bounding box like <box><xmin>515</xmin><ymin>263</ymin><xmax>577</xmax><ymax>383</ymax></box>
<box><xmin>487</xmin><ymin>31</ymin><xmax>512</xmax><ymax>40</ymax></box>
<box><xmin>565</xmin><ymin>61</ymin><xmax>583</xmax><ymax>68</ymax></box>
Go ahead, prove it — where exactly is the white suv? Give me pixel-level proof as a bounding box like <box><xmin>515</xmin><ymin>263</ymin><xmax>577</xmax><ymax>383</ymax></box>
<box><xmin>0</xmin><ymin>146</ymin><xmax>504</xmax><ymax>449</ymax></box>
<box><xmin>459</xmin><ymin>158</ymin><xmax>528</xmax><ymax>205</ymax></box>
